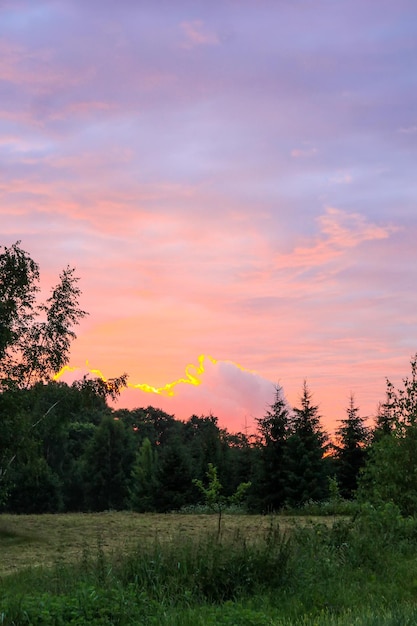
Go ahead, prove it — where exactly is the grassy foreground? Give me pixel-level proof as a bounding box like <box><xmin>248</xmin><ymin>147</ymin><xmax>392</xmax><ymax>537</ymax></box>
<box><xmin>1</xmin><ymin>507</ymin><xmax>417</xmax><ymax>624</ymax></box>
<box><xmin>0</xmin><ymin>512</ymin><xmax>312</xmax><ymax>577</ymax></box>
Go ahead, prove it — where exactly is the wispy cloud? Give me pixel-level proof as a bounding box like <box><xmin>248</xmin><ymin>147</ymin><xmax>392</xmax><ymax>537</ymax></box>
<box><xmin>329</xmin><ymin>172</ymin><xmax>352</xmax><ymax>184</ymax></box>
<box><xmin>274</xmin><ymin>208</ymin><xmax>398</xmax><ymax>272</ymax></box>
<box><xmin>318</xmin><ymin>207</ymin><xmax>397</xmax><ymax>249</ymax></box>
<box><xmin>399</xmin><ymin>126</ymin><xmax>417</xmax><ymax>134</ymax></box>
<box><xmin>180</xmin><ymin>20</ymin><xmax>220</xmax><ymax>49</ymax></box>
<box><xmin>291</xmin><ymin>147</ymin><xmax>318</xmax><ymax>158</ymax></box>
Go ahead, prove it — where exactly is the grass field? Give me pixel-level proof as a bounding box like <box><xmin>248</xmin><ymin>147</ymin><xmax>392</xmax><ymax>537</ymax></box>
<box><xmin>0</xmin><ymin>512</ymin><xmax>316</xmax><ymax>576</ymax></box>
<box><xmin>1</xmin><ymin>509</ymin><xmax>417</xmax><ymax>625</ymax></box>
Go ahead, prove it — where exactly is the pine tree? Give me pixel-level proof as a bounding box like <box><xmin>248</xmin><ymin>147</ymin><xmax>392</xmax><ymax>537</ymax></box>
<box><xmin>155</xmin><ymin>436</ymin><xmax>193</xmax><ymax>512</ymax></box>
<box><xmin>130</xmin><ymin>437</ymin><xmax>159</xmax><ymax>512</ymax></box>
<box><xmin>256</xmin><ymin>385</ymin><xmax>291</xmax><ymax>511</ymax></box>
<box><xmin>285</xmin><ymin>381</ymin><xmax>328</xmax><ymax>507</ymax></box>
<box><xmin>222</xmin><ymin>431</ymin><xmax>255</xmax><ymax>499</ymax></box>
<box><xmin>372</xmin><ymin>398</ymin><xmax>395</xmax><ymax>442</ymax></box>
<box><xmin>335</xmin><ymin>394</ymin><xmax>369</xmax><ymax>499</ymax></box>
<box><xmin>83</xmin><ymin>417</ymin><xmax>135</xmax><ymax>511</ymax></box>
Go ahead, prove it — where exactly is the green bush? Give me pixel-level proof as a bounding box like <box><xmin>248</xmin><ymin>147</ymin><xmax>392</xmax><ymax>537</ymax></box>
<box><xmin>282</xmin><ymin>497</ymin><xmax>361</xmax><ymax>517</ymax></box>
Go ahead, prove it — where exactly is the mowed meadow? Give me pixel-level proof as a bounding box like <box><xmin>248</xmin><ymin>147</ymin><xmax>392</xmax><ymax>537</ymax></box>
<box><xmin>2</xmin><ymin>509</ymin><xmax>417</xmax><ymax>625</ymax></box>
<box><xmin>0</xmin><ymin>512</ymin><xmax>294</xmax><ymax>577</ymax></box>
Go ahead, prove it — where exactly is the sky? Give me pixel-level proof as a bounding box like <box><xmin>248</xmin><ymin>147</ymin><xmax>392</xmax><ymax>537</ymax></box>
<box><xmin>1</xmin><ymin>0</ymin><xmax>417</xmax><ymax>434</ymax></box>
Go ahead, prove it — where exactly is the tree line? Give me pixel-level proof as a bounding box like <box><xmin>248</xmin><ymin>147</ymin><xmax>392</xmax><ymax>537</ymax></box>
<box><xmin>1</xmin><ymin>242</ymin><xmax>416</xmax><ymax>516</ymax></box>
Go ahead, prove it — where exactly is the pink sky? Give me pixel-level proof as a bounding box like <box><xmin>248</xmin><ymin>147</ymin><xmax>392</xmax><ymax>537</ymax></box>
<box><xmin>2</xmin><ymin>0</ymin><xmax>417</xmax><ymax>434</ymax></box>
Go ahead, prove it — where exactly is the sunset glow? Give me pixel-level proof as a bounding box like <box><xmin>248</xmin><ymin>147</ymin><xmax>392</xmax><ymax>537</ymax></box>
<box><xmin>54</xmin><ymin>355</ymin><xmax>223</xmax><ymax>396</ymax></box>
<box><xmin>53</xmin><ymin>355</ymin><xmax>269</xmax><ymax>432</ymax></box>
<box><xmin>2</xmin><ymin>1</ymin><xmax>417</xmax><ymax>434</ymax></box>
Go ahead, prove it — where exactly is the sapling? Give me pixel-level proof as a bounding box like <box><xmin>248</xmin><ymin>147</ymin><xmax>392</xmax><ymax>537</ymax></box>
<box><xmin>193</xmin><ymin>463</ymin><xmax>251</xmax><ymax>539</ymax></box>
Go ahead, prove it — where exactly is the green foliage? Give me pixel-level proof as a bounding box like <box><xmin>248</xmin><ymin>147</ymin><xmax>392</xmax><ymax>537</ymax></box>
<box><xmin>334</xmin><ymin>394</ymin><xmax>369</xmax><ymax>499</ymax></box>
<box><xmin>0</xmin><ymin>241</ymin><xmax>87</xmax><ymax>390</ymax></box>
<box><xmin>385</xmin><ymin>353</ymin><xmax>417</xmax><ymax>428</ymax></box>
<box><xmin>255</xmin><ymin>384</ymin><xmax>291</xmax><ymax>511</ymax></box>
<box><xmin>372</xmin><ymin>398</ymin><xmax>395</xmax><ymax>441</ymax></box>
<box><xmin>83</xmin><ymin>417</ymin><xmax>135</xmax><ymax>511</ymax></box>
<box><xmin>0</xmin><ymin>242</ymin><xmax>88</xmax><ymax>510</ymax></box>
<box><xmin>193</xmin><ymin>463</ymin><xmax>224</xmax><ymax>511</ymax></box>
<box><xmin>358</xmin><ymin>353</ymin><xmax>417</xmax><ymax>515</ymax></box>
<box><xmin>328</xmin><ymin>475</ymin><xmax>341</xmax><ymax>504</ymax></box>
<box><xmin>0</xmin><ymin>241</ymin><xmax>39</xmax><ymax>362</ymax></box>
<box><xmin>72</xmin><ymin>373</ymin><xmax>129</xmax><ymax>405</ymax></box>
<box><xmin>184</xmin><ymin>414</ymin><xmax>225</xmax><ymax>473</ymax></box>
<box><xmin>116</xmin><ymin>406</ymin><xmax>178</xmax><ymax>446</ymax></box>
<box><xmin>358</xmin><ymin>425</ymin><xmax>417</xmax><ymax>515</ymax></box>
<box><xmin>129</xmin><ymin>437</ymin><xmax>159</xmax><ymax>512</ymax></box>
<box><xmin>155</xmin><ymin>436</ymin><xmax>194</xmax><ymax>512</ymax></box>
<box><xmin>8</xmin><ymin>457</ymin><xmax>62</xmax><ymax>513</ymax></box>
<box><xmin>193</xmin><ymin>463</ymin><xmax>251</xmax><ymax>537</ymax></box>
<box><xmin>179</xmin><ymin>503</ymin><xmax>248</xmax><ymax>515</ymax></box>
<box><xmin>285</xmin><ymin>381</ymin><xmax>328</xmax><ymax>507</ymax></box>
<box><xmin>283</xmin><ymin>497</ymin><xmax>361</xmax><ymax>517</ymax></box>
<box><xmin>0</xmin><ymin>583</ymin><xmax>160</xmax><ymax>625</ymax></box>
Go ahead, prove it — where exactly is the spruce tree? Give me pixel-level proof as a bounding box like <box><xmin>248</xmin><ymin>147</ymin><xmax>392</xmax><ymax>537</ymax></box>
<box><xmin>130</xmin><ymin>437</ymin><xmax>159</xmax><ymax>512</ymax></box>
<box><xmin>83</xmin><ymin>417</ymin><xmax>135</xmax><ymax>511</ymax></box>
<box><xmin>256</xmin><ymin>385</ymin><xmax>291</xmax><ymax>511</ymax></box>
<box><xmin>155</xmin><ymin>436</ymin><xmax>193</xmax><ymax>512</ymax></box>
<box><xmin>372</xmin><ymin>398</ymin><xmax>395</xmax><ymax>442</ymax></box>
<box><xmin>285</xmin><ymin>381</ymin><xmax>328</xmax><ymax>507</ymax></box>
<box><xmin>335</xmin><ymin>394</ymin><xmax>369</xmax><ymax>499</ymax></box>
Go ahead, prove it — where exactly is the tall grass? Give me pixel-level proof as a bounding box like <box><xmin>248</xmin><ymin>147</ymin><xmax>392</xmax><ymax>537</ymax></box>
<box><xmin>2</xmin><ymin>506</ymin><xmax>417</xmax><ymax>625</ymax></box>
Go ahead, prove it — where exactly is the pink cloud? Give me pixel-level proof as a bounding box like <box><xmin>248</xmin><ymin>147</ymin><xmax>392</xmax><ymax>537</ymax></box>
<box><xmin>180</xmin><ymin>20</ymin><xmax>220</xmax><ymax>49</ymax></box>
<box><xmin>291</xmin><ymin>147</ymin><xmax>318</xmax><ymax>158</ymax></box>
<box><xmin>318</xmin><ymin>208</ymin><xmax>397</xmax><ymax>247</ymax></box>
<box><xmin>329</xmin><ymin>172</ymin><xmax>352</xmax><ymax>184</ymax></box>
<box><xmin>48</xmin><ymin>101</ymin><xmax>118</xmax><ymax>122</ymax></box>
<box><xmin>274</xmin><ymin>208</ymin><xmax>398</xmax><ymax>271</ymax></box>
<box><xmin>0</xmin><ymin>39</ymin><xmax>90</xmax><ymax>90</ymax></box>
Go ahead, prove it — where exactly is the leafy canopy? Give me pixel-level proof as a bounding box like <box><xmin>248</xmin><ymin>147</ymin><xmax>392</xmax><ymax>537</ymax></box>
<box><xmin>0</xmin><ymin>241</ymin><xmax>87</xmax><ymax>390</ymax></box>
